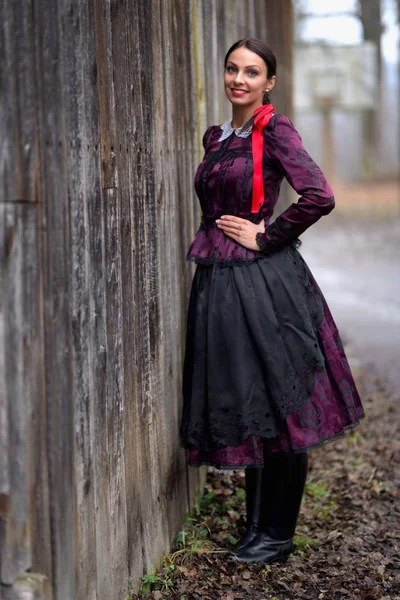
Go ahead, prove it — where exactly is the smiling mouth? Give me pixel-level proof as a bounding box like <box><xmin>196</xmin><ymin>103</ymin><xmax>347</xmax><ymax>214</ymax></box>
<box><xmin>231</xmin><ymin>88</ymin><xmax>248</xmax><ymax>92</ymax></box>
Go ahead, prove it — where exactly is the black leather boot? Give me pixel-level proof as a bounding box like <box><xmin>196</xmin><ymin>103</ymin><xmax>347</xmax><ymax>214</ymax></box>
<box><xmin>231</xmin><ymin>467</ymin><xmax>262</xmax><ymax>551</ymax></box>
<box><xmin>231</xmin><ymin>448</ymin><xmax>308</xmax><ymax>564</ymax></box>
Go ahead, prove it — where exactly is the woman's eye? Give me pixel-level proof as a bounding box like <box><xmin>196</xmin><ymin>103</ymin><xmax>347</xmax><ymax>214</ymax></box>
<box><xmin>226</xmin><ymin>66</ymin><xmax>258</xmax><ymax>76</ymax></box>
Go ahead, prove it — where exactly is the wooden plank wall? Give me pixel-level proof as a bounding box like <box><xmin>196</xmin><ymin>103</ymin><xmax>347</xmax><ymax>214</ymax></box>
<box><xmin>0</xmin><ymin>1</ymin><xmax>293</xmax><ymax>598</ymax></box>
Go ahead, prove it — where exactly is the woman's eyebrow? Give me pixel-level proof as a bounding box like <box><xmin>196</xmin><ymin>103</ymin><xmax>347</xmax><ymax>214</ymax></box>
<box><xmin>227</xmin><ymin>61</ymin><xmax>260</xmax><ymax>68</ymax></box>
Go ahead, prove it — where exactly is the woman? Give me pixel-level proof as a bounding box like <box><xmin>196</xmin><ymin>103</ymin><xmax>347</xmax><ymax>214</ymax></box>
<box><xmin>179</xmin><ymin>38</ymin><xmax>365</xmax><ymax>565</ymax></box>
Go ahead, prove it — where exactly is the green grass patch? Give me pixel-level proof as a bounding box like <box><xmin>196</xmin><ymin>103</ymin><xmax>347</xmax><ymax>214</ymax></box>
<box><xmin>294</xmin><ymin>532</ymin><xmax>320</xmax><ymax>554</ymax></box>
<box><xmin>305</xmin><ymin>480</ymin><xmax>330</xmax><ymax>499</ymax></box>
<box><xmin>343</xmin><ymin>455</ymin><xmax>364</xmax><ymax>471</ymax></box>
<box><xmin>235</xmin><ymin>487</ymin><xmax>246</xmax><ymax>501</ymax></box>
<box><xmin>304</xmin><ymin>477</ymin><xmax>338</xmax><ymax>520</ymax></box>
<box><xmin>139</xmin><ymin>564</ymin><xmax>175</xmax><ymax>594</ymax></box>
<box><xmin>346</xmin><ymin>430</ymin><xmax>365</xmax><ymax>447</ymax></box>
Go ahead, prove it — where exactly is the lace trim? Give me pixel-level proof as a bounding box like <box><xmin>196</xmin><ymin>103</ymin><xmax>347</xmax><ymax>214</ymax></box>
<box><xmin>186</xmin><ymin>238</ymin><xmax>301</xmax><ymax>266</ymax></box>
<box><xmin>218</xmin><ymin>120</ymin><xmax>253</xmax><ymax>142</ymax></box>
<box><xmin>186</xmin><ymin>253</ymin><xmax>263</xmax><ymax>266</ymax></box>
<box><xmin>186</xmin><ymin>417</ymin><xmax>366</xmax><ymax>469</ymax></box>
<box><xmin>218</xmin><ymin>113</ymin><xmax>276</xmax><ymax>142</ymax></box>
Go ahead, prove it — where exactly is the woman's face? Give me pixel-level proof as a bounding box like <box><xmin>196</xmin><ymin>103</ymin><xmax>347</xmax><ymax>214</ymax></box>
<box><xmin>224</xmin><ymin>47</ymin><xmax>275</xmax><ymax>108</ymax></box>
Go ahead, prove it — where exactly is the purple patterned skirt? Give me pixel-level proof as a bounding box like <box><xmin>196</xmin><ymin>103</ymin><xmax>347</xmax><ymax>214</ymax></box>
<box><xmin>179</xmin><ymin>245</ymin><xmax>365</xmax><ymax>469</ymax></box>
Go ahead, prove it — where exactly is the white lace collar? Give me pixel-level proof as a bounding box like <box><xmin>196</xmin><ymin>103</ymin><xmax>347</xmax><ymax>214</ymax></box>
<box><xmin>217</xmin><ymin>113</ymin><xmax>275</xmax><ymax>142</ymax></box>
<box><xmin>218</xmin><ymin>120</ymin><xmax>252</xmax><ymax>142</ymax></box>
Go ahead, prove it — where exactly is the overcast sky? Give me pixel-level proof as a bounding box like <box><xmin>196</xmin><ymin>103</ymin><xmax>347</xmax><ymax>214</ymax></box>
<box><xmin>301</xmin><ymin>0</ymin><xmax>399</xmax><ymax>63</ymax></box>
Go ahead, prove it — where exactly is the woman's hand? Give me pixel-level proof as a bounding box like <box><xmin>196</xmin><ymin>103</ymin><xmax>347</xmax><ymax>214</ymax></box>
<box><xmin>215</xmin><ymin>215</ymin><xmax>265</xmax><ymax>251</ymax></box>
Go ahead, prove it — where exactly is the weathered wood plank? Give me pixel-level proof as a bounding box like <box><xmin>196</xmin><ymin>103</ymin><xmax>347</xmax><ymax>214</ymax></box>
<box><xmin>94</xmin><ymin>0</ymin><xmax>118</xmax><ymax>191</ymax></box>
<box><xmin>0</xmin><ymin>0</ymin><xmax>53</xmax><ymax>585</ymax></box>
<box><xmin>112</xmin><ymin>0</ymin><xmax>145</xmax><ymax>588</ymax></box>
<box><xmin>0</xmin><ymin>209</ymin><xmax>10</xmax><ymax>522</ymax></box>
<box><xmin>58</xmin><ymin>0</ymin><xmax>100</xmax><ymax>597</ymax></box>
<box><xmin>92</xmin><ymin>3</ymin><xmax>130</xmax><ymax>599</ymax></box>
<box><xmin>150</xmin><ymin>0</ymin><xmax>197</xmax><ymax>547</ymax></box>
<box><xmin>86</xmin><ymin>183</ymin><xmax>108</xmax><ymax>600</ymax></box>
<box><xmin>33</xmin><ymin>0</ymin><xmax>76</xmax><ymax>596</ymax></box>
<box><xmin>174</xmin><ymin>0</ymin><xmax>208</xmax><ymax>510</ymax></box>
<box><xmin>125</xmin><ymin>0</ymin><xmax>167</xmax><ymax>573</ymax></box>
<box><xmin>201</xmin><ymin>0</ymin><xmax>220</xmax><ymax>126</ymax></box>
<box><xmin>0</xmin><ymin>206</ymin><xmax>33</xmax><ymax>584</ymax></box>
<box><xmin>0</xmin><ymin>2</ymin><xmax>36</xmax><ymax>202</ymax></box>
<box><xmin>103</xmin><ymin>185</ymin><xmax>129</xmax><ymax>598</ymax></box>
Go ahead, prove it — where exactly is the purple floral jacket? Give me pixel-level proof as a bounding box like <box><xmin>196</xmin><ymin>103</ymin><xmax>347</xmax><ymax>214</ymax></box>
<box><xmin>187</xmin><ymin>113</ymin><xmax>335</xmax><ymax>265</ymax></box>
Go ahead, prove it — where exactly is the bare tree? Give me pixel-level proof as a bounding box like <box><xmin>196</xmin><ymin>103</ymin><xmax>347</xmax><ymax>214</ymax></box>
<box><xmin>357</xmin><ymin>1</ymin><xmax>383</xmax><ymax>176</ymax></box>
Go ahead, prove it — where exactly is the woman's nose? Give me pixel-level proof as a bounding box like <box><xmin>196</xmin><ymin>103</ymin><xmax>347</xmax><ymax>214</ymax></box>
<box><xmin>233</xmin><ymin>71</ymin><xmax>245</xmax><ymax>84</ymax></box>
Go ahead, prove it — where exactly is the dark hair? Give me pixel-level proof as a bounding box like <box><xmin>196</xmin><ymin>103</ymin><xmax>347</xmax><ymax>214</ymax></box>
<box><xmin>224</xmin><ymin>38</ymin><xmax>277</xmax><ymax>106</ymax></box>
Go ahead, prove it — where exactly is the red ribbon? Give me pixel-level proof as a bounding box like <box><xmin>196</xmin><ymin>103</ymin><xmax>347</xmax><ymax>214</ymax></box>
<box><xmin>251</xmin><ymin>103</ymin><xmax>275</xmax><ymax>213</ymax></box>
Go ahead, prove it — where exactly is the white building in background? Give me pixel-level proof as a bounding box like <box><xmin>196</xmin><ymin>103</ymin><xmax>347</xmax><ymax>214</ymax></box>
<box><xmin>293</xmin><ymin>0</ymin><xmax>399</xmax><ymax>181</ymax></box>
<box><xmin>294</xmin><ymin>43</ymin><xmax>377</xmax><ymax>112</ymax></box>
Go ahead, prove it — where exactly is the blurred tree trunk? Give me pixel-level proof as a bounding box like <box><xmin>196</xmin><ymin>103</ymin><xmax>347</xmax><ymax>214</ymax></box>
<box><xmin>397</xmin><ymin>0</ymin><xmax>400</xmax><ymax>185</ymax></box>
<box><xmin>358</xmin><ymin>0</ymin><xmax>383</xmax><ymax>82</ymax></box>
<box><xmin>358</xmin><ymin>0</ymin><xmax>383</xmax><ymax>178</ymax></box>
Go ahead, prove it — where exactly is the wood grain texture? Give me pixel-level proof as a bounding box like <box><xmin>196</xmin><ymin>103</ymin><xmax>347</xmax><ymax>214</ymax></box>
<box><xmin>1</xmin><ymin>1</ymin><xmax>293</xmax><ymax>597</ymax></box>
<box><xmin>0</xmin><ymin>206</ymin><xmax>34</xmax><ymax>584</ymax></box>
<box><xmin>33</xmin><ymin>0</ymin><xmax>76</xmax><ymax>596</ymax></box>
<box><xmin>0</xmin><ymin>0</ymin><xmax>54</xmax><ymax>586</ymax></box>
<box><xmin>117</xmin><ymin>0</ymin><xmax>145</xmax><ymax>583</ymax></box>
<box><xmin>0</xmin><ymin>2</ymin><xmax>36</xmax><ymax>203</ymax></box>
<box><xmin>60</xmin><ymin>0</ymin><xmax>99</xmax><ymax>597</ymax></box>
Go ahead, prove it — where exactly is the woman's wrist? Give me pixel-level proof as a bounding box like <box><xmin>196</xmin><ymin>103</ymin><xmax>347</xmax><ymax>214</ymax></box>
<box><xmin>256</xmin><ymin>230</ymin><xmax>303</xmax><ymax>255</ymax></box>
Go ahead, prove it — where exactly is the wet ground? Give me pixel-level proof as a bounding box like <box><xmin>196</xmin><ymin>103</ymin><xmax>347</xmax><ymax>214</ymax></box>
<box><xmin>300</xmin><ymin>215</ymin><xmax>400</xmax><ymax>390</ymax></box>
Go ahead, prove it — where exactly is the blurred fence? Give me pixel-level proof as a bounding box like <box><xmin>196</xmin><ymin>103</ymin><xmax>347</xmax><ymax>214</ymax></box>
<box><xmin>0</xmin><ymin>1</ymin><xmax>292</xmax><ymax>598</ymax></box>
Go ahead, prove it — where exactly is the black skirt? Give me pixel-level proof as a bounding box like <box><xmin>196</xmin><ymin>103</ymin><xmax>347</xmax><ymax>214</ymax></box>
<box><xmin>180</xmin><ymin>244</ymin><xmax>328</xmax><ymax>448</ymax></box>
<box><xmin>179</xmin><ymin>244</ymin><xmax>365</xmax><ymax>468</ymax></box>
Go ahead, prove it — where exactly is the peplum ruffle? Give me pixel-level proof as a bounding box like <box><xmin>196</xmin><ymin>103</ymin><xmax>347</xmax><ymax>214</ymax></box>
<box><xmin>186</xmin><ymin>221</ymin><xmax>261</xmax><ymax>265</ymax></box>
